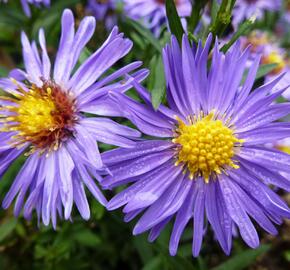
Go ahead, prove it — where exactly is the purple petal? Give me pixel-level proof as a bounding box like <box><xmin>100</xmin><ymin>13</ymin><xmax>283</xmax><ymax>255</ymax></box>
<box><xmin>106</xmin><ymin>163</ymin><xmax>172</xmax><ymax>210</ymax></box>
<box><xmin>102</xmin><ymin>140</ymin><xmax>173</xmax><ymax>166</ymax></box>
<box><xmin>21</xmin><ymin>31</ymin><xmax>42</xmax><ymax>85</ymax></box>
<box><xmin>42</xmin><ymin>152</ymin><xmax>56</xmax><ymax>226</ymax></box>
<box><xmin>74</xmin><ymin>124</ymin><xmax>103</xmax><ymax>169</ymax></box>
<box><xmin>2</xmin><ymin>153</ymin><xmax>39</xmax><ymax>211</ymax></box>
<box><xmin>105</xmin><ymin>150</ymin><xmax>175</xmax><ymax>183</ymax></box>
<box><xmin>148</xmin><ymin>216</ymin><xmax>172</xmax><ymax>242</ymax></box>
<box><xmin>133</xmin><ymin>174</ymin><xmax>192</xmax><ymax>234</ymax></box>
<box><xmin>72</xmin><ymin>171</ymin><xmax>90</xmax><ymax>220</ymax></box>
<box><xmin>77</xmin><ymin>164</ymin><xmax>107</xmax><ymax>206</ymax></box>
<box><xmin>238</xmin><ymin>146</ymin><xmax>290</xmax><ymax>174</ymax></box>
<box><xmin>169</xmin><ymin>183</ymin><xmax>196</xmax><ymax>256</ymax></box>
<box><xmin>53</xmin><ymin>9</ymin><xmax>75</xmax><ymax>85</ymax></box>
<box><xmin>205</xmin><ymin>181</ymin><xmax>232</xmax><ymax>255</ymax></box>
<box><xmin>192</xmin><ymin>180</ymin><xmax>205</xmax><ymax>257</ymax></box>
<box><xmin>123</xmin><ymin>164</ymin><xmax>183</xmax><ymax>213</ymax></box>
<box><xmin>57</xmin><ymin>146</ymin><xmax>74</xmax><ymax>220</ymax></box>
<box><xmin>219</xmin><ymin>175</ymin><xmax>260</xmax><ymax>248</ymax></box>
<box><xmin>69</xmin><ymin>36</ymin><xmax>132</xmax><ymax>95</ymax></box>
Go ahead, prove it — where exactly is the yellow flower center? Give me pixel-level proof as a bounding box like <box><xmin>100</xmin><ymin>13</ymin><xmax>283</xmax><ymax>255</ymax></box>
<box><xmin>15</xmin><ymin>87</ymin><xmax>56</xmax><ymax>135</ymax></box>
<box><xmin>1</xmin><ymin>80</ymin><xmax>77</xmax><ymax>153</ymax></box>
<box><xmin>262</xmin><ymin>51</ymin><xmax>287</xmax><ymax>75</ymax></box>
<box><xmin>277</xmin><ymin>145</ymin><xmax>290</xmax><ymax>155</ymax></box>
<box><xmin>173</xmin><ymin>112</ymin><xmax>242</xmax><ymax>183</ymax></box>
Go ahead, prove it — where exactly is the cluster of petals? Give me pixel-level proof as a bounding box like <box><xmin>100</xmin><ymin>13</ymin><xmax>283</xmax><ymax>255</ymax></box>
<box><xmin>0</xmin><ymin>9</ymin><xmax>147</xmax><ymax>228</ymax></box>
<box><xmin>101</xmin><ymin>34</ymin><xmax>290</xmax><ymax>256</ymax></box>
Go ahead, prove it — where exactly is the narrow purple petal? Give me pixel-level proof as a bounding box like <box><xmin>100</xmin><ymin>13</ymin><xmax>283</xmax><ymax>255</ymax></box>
<box><xmin>53</xmin><ymin>9</ymin><xmax>75</xmax><ymax>85</ymax></box>
<box><xmin>219</xmin><ymin>175</ymin><xmax>260</xmax><ymax>248</ymax></box>
<box><xmin>102</xmin><ymin>140</ymin><xmax>173</xmax><ymax>166</ymax></box>
<box><xmin>57</xmin><ymin>146</ymin><xmax>74</xmax><ymax>220</ymax></box>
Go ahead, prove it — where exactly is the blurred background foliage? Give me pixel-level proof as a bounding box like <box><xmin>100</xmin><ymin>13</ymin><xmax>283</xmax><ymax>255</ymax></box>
<box><xmin>0</xmin><ymin>0</ymin><xmax>290</xmax><ymax>269</ymax></box>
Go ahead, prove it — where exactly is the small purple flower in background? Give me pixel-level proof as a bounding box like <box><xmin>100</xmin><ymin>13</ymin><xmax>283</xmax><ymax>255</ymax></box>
<box><xmin>282</xmin><ymin>0</ymin><xmax>290</xmax><ymax>22</ymax></box>
<box><xmin>261</xmin><ymin>45</ymin><xmax>290</xmax><ymax>97</ymax></box>
<box><xmin>241</xmin><ymin>31</ymin><xmax>290</xmax><ymax>98</ymax></box>
<box><xmin>233</xmin><ymin>0</ymin><xmax>281</xmax><ymax>27</ymax></box>
<box><xmin>101</xmin><ymin>34</ymin><xmax>290</xmax><ymax>257</ymax></box>
<box><xmin>0</xmin><ymin>0</ymin><xmax>50</xmax><ymax>17</ymax></box>
<box><xmin>124</xmin><ymin>0</ymin><xmax>192</xmax><ymax>35</ymax></box>
<box><xmin>0</xmin><ymin>9</ymin><xmax>148</xmax><ymax>227</ymax></box>
<box><xmin>87</xmin><ymin>0</ymin><xmax>118</xmax><ymax>30</ymax></box>
<box><xmin>275</xmin><ymin>1</ymin><xmax>290</xmax><ymax>36</ymax></box>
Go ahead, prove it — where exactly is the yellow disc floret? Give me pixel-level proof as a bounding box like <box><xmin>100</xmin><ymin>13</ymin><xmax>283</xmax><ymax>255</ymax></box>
<box><xmin>262</xmin><ymin>51</ymin><xmax>287</xmax><ymax>75</ymax></box>
<box><xmin>173</xmin><ymin>112</ymin><xmax>243</xmax><ymax>183</ymax></box>
<box><xmin>277</xmin><ymin>145</ymin><xmax>290</xmax><ymax>155</ymax></box>
<box><xmin>13</xmin><ymin>87</ymin><xmax>56</xmax><ymax>135</ymax></box>
<box><xmin>0</xmin><ymin>80</ymin><xmax>76</xmax><ymax>152</ymax></box>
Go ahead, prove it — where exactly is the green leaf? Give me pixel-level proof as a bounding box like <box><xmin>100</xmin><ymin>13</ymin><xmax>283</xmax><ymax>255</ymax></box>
<box><xmin>133</xmin><ymin>234</ymin><xmax>154</xmax><ymax>265</ymax></box>
<box><xmin>76</xmin><ymin>47</ymin><xmax>92</xmax><ymax>68</ymax></box>
<box><xmin>34</xmin><ymin>244</ymin><xmax>48</xmax><ymax>259</ymax></box>
<box><xmin>188</xmin><ymin>0</ymin><xmax>208</xmax><ymax>33</ymax></box>
<box><xmin>284</xmin><ymin>250</ymin><xmax>290</xmax><ymax>262</ymax></box>
<box><xmin>0</xmin><ymin>66</ymin><xmax>8</xmax><ymax>77</ymax></box>
<box><xmin>148</xmin><ymin>54</ymin><xmax>166</xmax><ymax>110</ymax></box>
<box><xmin>241</xmin><ymin>63</ymin><xmax>278</xmax><ymax>84</ymax></box>
<box><xmin>163</xmin><ymin>254</ymin><xmax>196</xmax><ymax>270</ymax></box>
<box><xmin>126</xmin><ymin>19</ymin><xmax>162</xmax><ymax>52</ymax></box>
<box><xmin>142</xmin><ymin>256</ymin><xmax>162</xmax><ymax>270</ymax></box>
<box><xmin>165</xmin><ymin>0</ymin><xmax>184</xmax><ymax>44</ymax></box>
<box><xmin>213</xmin><ymin>245</ymin><xmax>270</xmax><ymax>270</ymax></box>
<box><xmin>73</xmin><ymin>230</ymin><xmax>101</xmax><ymax>247</ymax></box>
<box><xmin>91</xmin><ymin>200</ymin><xmax>105</xmax><ymax>220</ymax></box>
<box><xmin>255</xmin><ymin>63</ymin><xmax>278</xmax><ymax>80</ymax></box>
<box><xmin>188</xmin><ymin>32</ymin><xmax>198</xmax><ymax>44</ymax></box>
<box><xmin>0</xmin><ymin>218</ymin><xmax>17</xmax><ymax>242</ymax></box>
<box><xmin>221</xmin><ymin>16</ymin><xmax>256</xmax><ymax>53</ymax></box>
<box><xmin>197</xmin><ymin>257</ymin><xmax>207</xmax><ymax>270</ymax></box>
<box><xmin>210</xmin><ymin>0</ymin><xmax>220</xmax><ymax>23</ymax></box>
<box><xmin>208</xmin><ymin>0</ymin><xmax>236</xmax><ymax>37</ymax></box>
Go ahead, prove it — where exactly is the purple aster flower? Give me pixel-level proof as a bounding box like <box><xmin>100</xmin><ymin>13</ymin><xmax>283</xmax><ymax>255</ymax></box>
<box><xmin>261</xmin><ymin>46</ymin><xmax>290</xmax><ymax>98</ymax></box>
<box><xmin>101</xmin><ymin>34</ymin><xmax>290</xmax><ymax>256</ymax></box>
<box><xmin>240</xmin><ymin>31</ymin><xmax>290</xmax><ymax>98</ymax></box>
<box><xmin>124</xmin><ymin>0</ymin><xmax>192</xmax><ymax>35</ymax></box>
<box><xmin>0</xmin><ymin>9</ymin><xmax>148</xmax><ymax>227</ymax></box>
<box><xmin>0</xmin><ymin>0</ymin><xmax>50</xmax><ymax>17</ymax></box>
<box><xmin>233</xmin><ymin>0</ymin><xmax>281</xmax><ymax>27</ymax></box>
<box><xmin>275</xmin><ymin>1</ymin><xmax>290</xmax><ymax>34</ymax></box>
<box><xmin>87</xmin><ymin>0</ymin><xmax>118</xmax><ymax>30</ymax></box>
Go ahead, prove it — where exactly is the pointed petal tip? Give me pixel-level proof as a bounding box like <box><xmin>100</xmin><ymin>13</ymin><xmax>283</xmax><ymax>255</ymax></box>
<box><xmin>42</xmin><ymin>217</ymin><xmax>50</xmax><ymax>227</ymax></box>
<box><xmin>106</xmin><ymin>200</ymin><xmax>117</xmax><ymax>211</ymax></box>
<box><xmin>169</xmin><ymin>247</ymin><xmax>177</xmax><ymax>257</ymax></box>
<box><xmin>133</xmin><ymin>225</ymin><xmax>143</xmax><ymax>236</ymax></box>
<box><xmin>2</xmin><ymin>200</ymin><xmax>9</xmax><ymax>210</ymax></box>
<box><xmin>81</xmin><ymin>211</ymin><xmax>90</xmax><ymax>221</ymax></box>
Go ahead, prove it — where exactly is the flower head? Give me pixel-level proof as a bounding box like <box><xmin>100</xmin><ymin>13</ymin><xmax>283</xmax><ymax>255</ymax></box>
<box><xmin>0</xmin><ymin>0</ymin><xmax>50</xmax><ymax>17</ymax></box>
<box><xmin>233</xmin><ymin>0</ymin><xmax>281</xmax><ymax>27</ymax></box>
<box><xmin>102</xmin><ymin>34</ymin><xmax>290</xmax><ymax>256</ymax></box>
<box><xmin>0</xmin><ymin>9</ymin><xmax>147</xmax><ymax>227</ymax></box>
<box><xmin>124</xmin><ymin>0</ymin><xmax>192</xmax><ymax>35</ymax></box>
<box><xmin>262</xmin><ymin>47</ymin><xmax>290</xmax><ymax>97</ymax></box>
<box><xmin>241</xmin><ymin>31</ymin><xmax>290</xmax><ymax>98</ymax></box>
